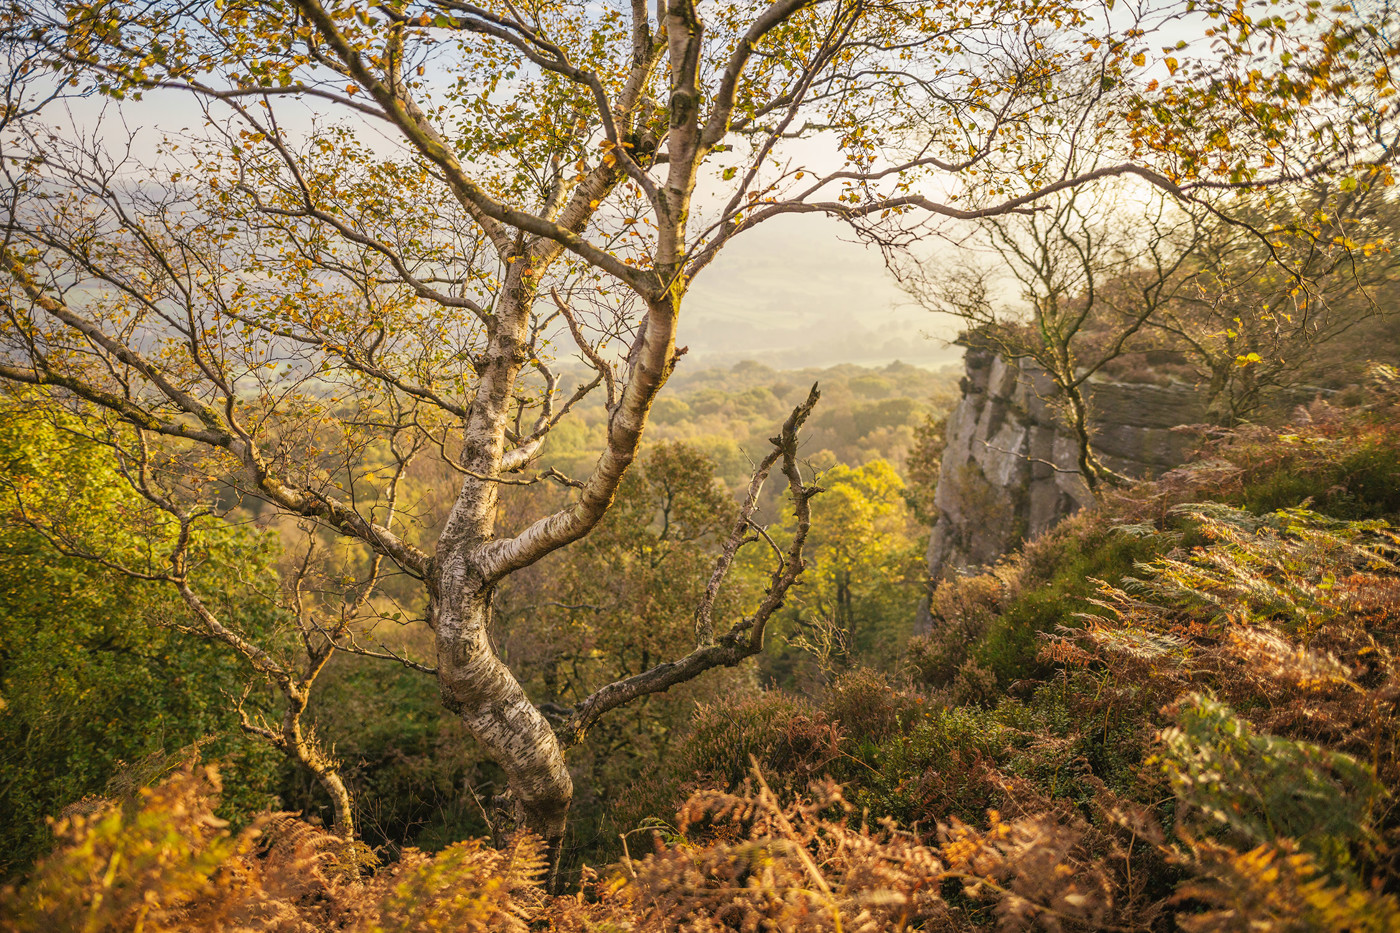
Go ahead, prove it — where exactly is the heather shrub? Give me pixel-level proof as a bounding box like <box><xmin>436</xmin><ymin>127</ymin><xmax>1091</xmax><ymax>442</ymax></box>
<box><xmin>969</xmin><ymin>589</ymin><xmax>1064</xmax><ymax>685</ymax></box>
<box><xmin>909</xmin><ymin>571</ymin><xmax>1008</xmax><ymax>686</ymax></box>
<box><xmin>821</xmin><ymin>667</ymin><xmax>923</xmax><ymax>743</ymax></box>
<box><xmin>852</xmin><ymin>702</ymin><xmax>1035</xmax><ymax>827</ymax></box>
<box><xmin>945</xmin><ymin>657</ymin><xmax>1000</xmax><ymax>707</ymax></box>
<box><xmin>613</xmin><ymin>691</ymin><xmax>847</xmax><ymax>839</ymax></box>
<box><xmin>668</xmin><ymin>693</ymin><xmax>845</xmax><ymax>794</ymax></box>
<box><xmin>1227</xmin><ymin>421</ymin><xmax>1400</xmax><ymax>521</ymax></box>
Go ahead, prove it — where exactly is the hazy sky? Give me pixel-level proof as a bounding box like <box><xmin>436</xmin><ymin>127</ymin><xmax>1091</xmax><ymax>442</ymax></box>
<box><xmin>48</xmin><ymin>87</ymin><xmax>965</xmax><ymax>372</ymax></box>
<box><xmin>682</xmin><ymin>215</ymin><xmax>963</xmax><ymax>368</ymax></box>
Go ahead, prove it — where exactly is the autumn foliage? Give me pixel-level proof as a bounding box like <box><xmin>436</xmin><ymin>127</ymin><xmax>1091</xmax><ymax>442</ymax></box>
<box><xmin>0</xmin><ymin>761</ymin><xmax>1144</xmax><ymax>932</ymax></box>
<box><xmin>6</xmin><ymin>393</ymin><xmax>1400</xmax><ymax>932</ymax></box>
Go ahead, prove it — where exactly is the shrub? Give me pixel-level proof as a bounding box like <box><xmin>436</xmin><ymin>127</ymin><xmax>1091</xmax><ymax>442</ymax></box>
<box><xmin>574</xmin><ymin>768</ymin><xmax>1122</xmax><ymax>932</ymax></box>
<box><xmin>1033</xmin><ymin>501</ymin><xmax>1400</xmax><ymax>914</ymax></box>
<box><xmin>908</xmin><ymin>571</ymin><xmax>1007</xmax><ymax>687</ymax></box>
<box><xmin>821</xmin><ymin>668</ymin><xmax>922</xmax><ymax>743</ymax></box>
<box><xmin>613</xmin><ymin>692</ymin><xmax>847</xmax><ymax>838</ymax></box>
<box><xmin>887</xmin><ymin>403</ymin><xmax>1400</xmax><ymax>927</ymax></box>
<box><xmin>0</xmin><ymin>766</ymin><xmax>346</xmax><ymax>933</ymax></box>
<box><xmin>0</xmin><ymin>766</ymin><xmax>542</xmax><ymax>933</ymax></box>
<box><xmin>7</xmin><ymin>721</ymin><xmax>1391</xmax><ymax>932</ymax></box>
<box><xmin>0</xmin><ymin>762</ymin><xmax>1140</xmax><ymax>933</ymax></box>
<box><xmin>670</xmin><ymin>693</ymin><xmax>846</xmax><ymax>794</ymax></box>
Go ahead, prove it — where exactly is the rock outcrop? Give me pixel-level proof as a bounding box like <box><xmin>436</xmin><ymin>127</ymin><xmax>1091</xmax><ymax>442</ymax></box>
<box><xmin>925</xmin><ymin>347</ymin><xmax>1207</xmax><ymax>581</ymax></box>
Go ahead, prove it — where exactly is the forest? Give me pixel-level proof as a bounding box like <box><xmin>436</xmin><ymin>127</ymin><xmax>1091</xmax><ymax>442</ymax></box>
<box><xmin>1</xmin><ymin>0</ymin><xmax>1399</xmax><ymax>928</ymax></box>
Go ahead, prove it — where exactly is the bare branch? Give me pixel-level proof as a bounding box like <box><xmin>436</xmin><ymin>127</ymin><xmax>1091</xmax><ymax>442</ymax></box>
<box><xmin>559</xmin><ymin>383</ymin><xmax>822</xmax><ymax>746</ymax></box>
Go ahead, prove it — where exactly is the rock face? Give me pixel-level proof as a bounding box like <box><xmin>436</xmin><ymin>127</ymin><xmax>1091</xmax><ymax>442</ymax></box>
<box><xmin>925</xmin><ymin>347</ymin><xmax>1206</xmax><ymax>581</ymax></box>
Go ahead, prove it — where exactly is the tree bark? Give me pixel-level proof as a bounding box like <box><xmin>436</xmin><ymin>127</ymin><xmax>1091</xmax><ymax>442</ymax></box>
<box><xmin>427</xmin><ymin>286</ymin><xmax>683</xmax><ymax>888</ymax></box>
<box><xmin>431</xmin><ymin>565</ymin><xmax>574</xmax><ymax>883</ymax></box>
<box><xmin>320</xmin><ymin>771</ymin><xmax>356</xmax><ymax>840</ymax></box>
<box><xmin>424</xmin><ymin>266</ymin><xmax>578</xmax><ymax>887</ymax></box>
<box><xmin>1064</xmin><ymin>383</ymin><xmax>1124</xmax><ymax>491</ymax></box>
<box><xmin>286</xmin><ymin>716</ymin><xmax>357</xmax><ymax>839</ymax></box>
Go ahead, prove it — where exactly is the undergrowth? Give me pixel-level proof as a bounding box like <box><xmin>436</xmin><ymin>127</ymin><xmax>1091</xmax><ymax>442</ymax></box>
<box><xmin>6</xmin><ymin>397</ymin><xmax>1400</xmax><ymax>930</ymax></box>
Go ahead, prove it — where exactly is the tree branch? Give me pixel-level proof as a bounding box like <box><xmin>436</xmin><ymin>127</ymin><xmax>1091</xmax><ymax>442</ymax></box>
<box><xmin>558</xmin><ymin>383</ymin><xmax>821</xmax><ymax>745</ymax></box>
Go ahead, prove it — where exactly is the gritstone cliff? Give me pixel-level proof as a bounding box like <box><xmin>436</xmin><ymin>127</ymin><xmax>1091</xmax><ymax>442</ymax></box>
<box><xmin>925</xmin><ymin>346</ymin><xmax>1207</xmax><ymax>582</ymax></box>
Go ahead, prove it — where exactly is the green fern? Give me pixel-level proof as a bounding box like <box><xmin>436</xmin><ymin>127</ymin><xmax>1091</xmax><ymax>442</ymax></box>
<box><xmin>1155</xmin><ymin>694</ymin><xmax>1382</xmax><ymax>877</ymax></box>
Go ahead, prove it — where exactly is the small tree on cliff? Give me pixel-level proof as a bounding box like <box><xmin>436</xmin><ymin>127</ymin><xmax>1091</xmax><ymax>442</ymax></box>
<box><xmin>2</xmin><ymin>0</ymin><xmax>1396</xmax><ymax>880</ymax></box>
<box><xmin>906</xmin><ymin>180</ymin><xmax>1399</xmax><ymax>491</ymax></box>
<box><xmin>901</xmin><ymin>184</ymin><xmax>1205</xmax><ymax>489</ymax></box>
<box><xmin>1149</xmin><ymin>184</ymin><xmax>1400</xmax><ymax>424</ymax></box>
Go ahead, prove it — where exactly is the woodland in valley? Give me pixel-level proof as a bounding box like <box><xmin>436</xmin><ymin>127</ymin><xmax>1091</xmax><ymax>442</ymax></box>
<box><xmin>2</xmin><ymin>0</ymin><xmax>1400</xmax><ymax>928</ymax></box>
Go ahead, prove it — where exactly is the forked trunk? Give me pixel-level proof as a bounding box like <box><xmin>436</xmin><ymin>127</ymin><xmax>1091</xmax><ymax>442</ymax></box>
<box><xmin>425</xmin><ymin>267</ymin><xmax>678</xmax><ymax>891</ymax></box>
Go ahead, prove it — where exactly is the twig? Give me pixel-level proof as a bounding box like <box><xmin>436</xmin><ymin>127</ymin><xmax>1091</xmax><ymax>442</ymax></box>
<box><xmin>551</xmin><ymin>287</ymin><xmax>617</xmax><ymax>410</ymax></box>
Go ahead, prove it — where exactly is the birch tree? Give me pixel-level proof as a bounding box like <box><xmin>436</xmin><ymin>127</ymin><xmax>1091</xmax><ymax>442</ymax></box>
<box><xmin>2</xmin><ymin>0</ymin><xmax>1396</xmax><ymax>880</ymax></box>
